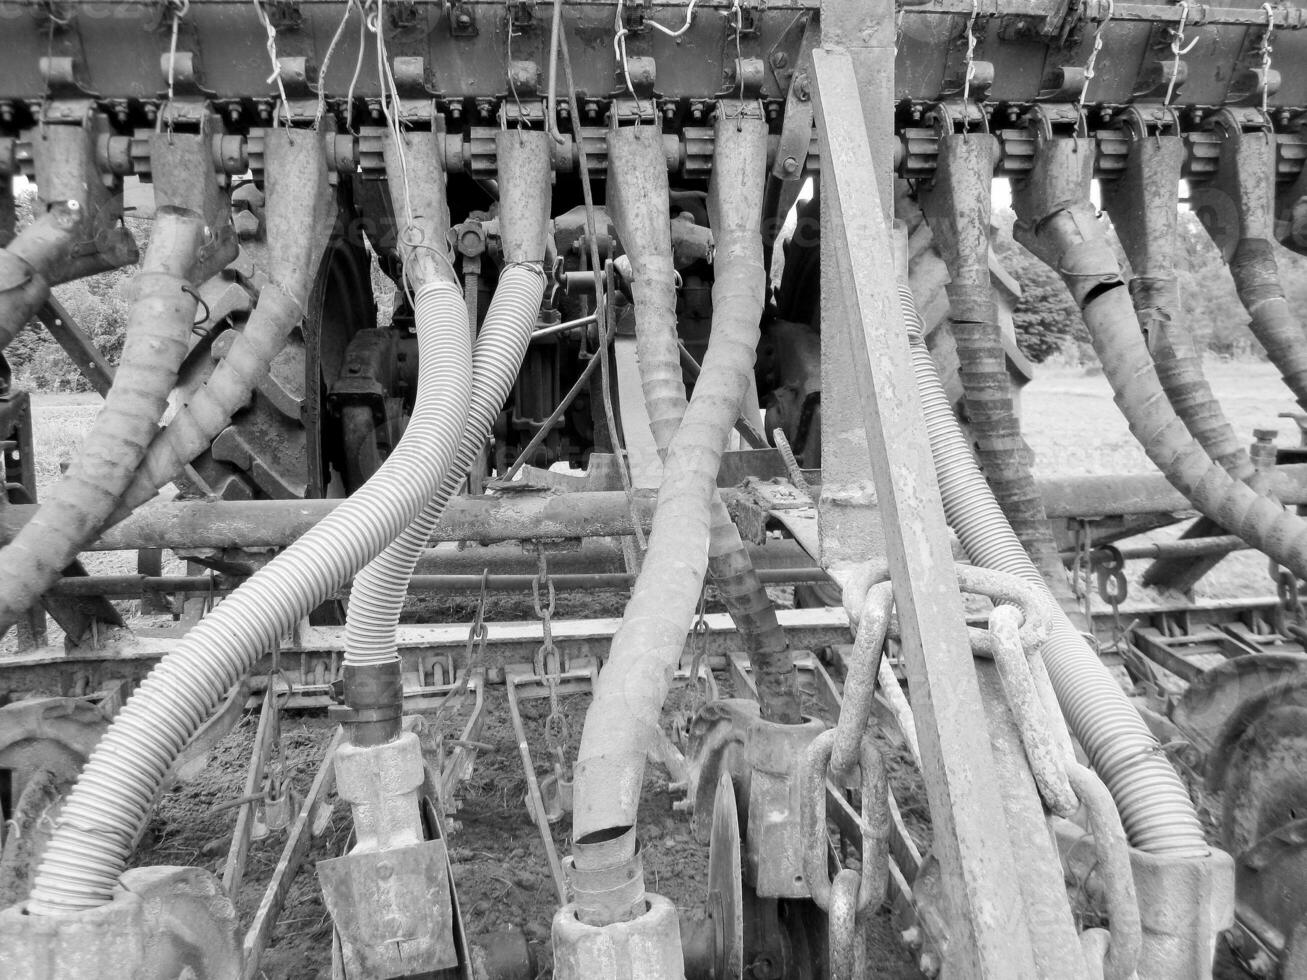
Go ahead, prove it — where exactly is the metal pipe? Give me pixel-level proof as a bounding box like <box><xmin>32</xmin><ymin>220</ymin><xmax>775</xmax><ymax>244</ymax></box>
<box><xmin>26</xmin><ymin>272</ymin><xmax>474</xmax><ymax>914</ymax></box>
<box><xmin>3</xmin><ymin>491</ymin><xmax>660</xmax><ymax>551</ymax></box>
<box><xmin>532</xmin><ymin>313</ymin><xmax>597</xmax><ymax>340</ymax></box>
<box><xmin>571</xmin><ymin>109</ymin><xmax>770</xmax><ymax>904</ymax></box>
<box><xmin>1063</xmin><ymin>534</ymin><xmax>1249</xmax><ymax>564</ymax></box>
<box><xmin>44</xmin><ymin>566</ymin><xmax>833</xmax><ymax>598</ymax></box>
<box><xmin>0</xmin><ymin>203</ymin><xmax>208</xmax><ymax>637</ymax></box>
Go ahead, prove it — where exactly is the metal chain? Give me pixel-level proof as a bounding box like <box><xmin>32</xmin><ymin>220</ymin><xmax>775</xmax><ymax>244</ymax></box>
<box><xmin>800</xmin><ymin>729</ymin><xmax>890</xmax><ymax>917</ymax></box>
<box><xmin>1163</xmin><ymin>1</ymin><xmax>1199</xmax><ymax>107</ymax></box>
<box><xmin>960</xmin><ymin>0</ymin><xmax>979</xmax><ymax>108</ymax></box>
<box><xmin>533</xmin><ymin>547</ymin><xmax>569</xmax><ymax>750</ymax></box>
<box><xmin>688</xmin><ymin>587</ymin><xmax>710</xmax><ymax>707</ymax></box>
<box><xmin>1094</xmin><ymin>544</ymin><xmax>1129</xmax><ymax>644</ymax></box>
<box><xmin>251</xmin><ymin>0</ymin><xmax>294</xmax><ymax>134</ymax></box>
<box><xmin>160</xmin><ymin>0</ymin><xmax>188</xmax><ymax>138</ymax></box>
<box><xmin>1259</xmin><ymin>2</ymin><xmax>1276</xmax><ymax>116</ymax></box>
<box><xmin>1074</xmin><ymin>0</ymin><xmax>1113</xmax><ymax>121</ymax></box>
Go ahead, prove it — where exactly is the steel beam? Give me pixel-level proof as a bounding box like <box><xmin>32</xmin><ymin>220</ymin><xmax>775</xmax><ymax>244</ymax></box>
<box><xmin>33</xmin><ymin>299</ymin><xmax>115</xmax><ymax>398</ymax></box>
<box><xmin>0</xmin><ymin>608</ymin><xmax>857</xmax><ymax>697</ymax></box>
<box><xmin>813</xmin><ymin>44</ymin><xmax>1041</xmax><ymax>977</ymax></box>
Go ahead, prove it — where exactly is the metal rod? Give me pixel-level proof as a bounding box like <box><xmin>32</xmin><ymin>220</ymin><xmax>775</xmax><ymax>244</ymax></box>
<box><xmin>1061</xmin><ymin>534</ymin><xmax>1250</xmax><ymax>564</ymax></box>
<box><xmin>45</xmin><ymin>566</ymin><xmax>832</xmax><ymax>598</ymax></box>
<box><xmin>532</xmin><ymin>313</ymin><xmax>597</xmax><ymax>341</ymax></box>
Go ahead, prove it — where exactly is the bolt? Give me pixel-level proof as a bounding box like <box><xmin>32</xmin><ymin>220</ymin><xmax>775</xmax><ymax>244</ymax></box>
<box><xmin>376</xmin><ymin>861</ymin><xmax>394</xmax><ymax>879</ymax></box>
<box><xmin>229</xmin><ymin>104</ymin><xmax>242</xmax><ymax>124</ymax></box>
<box><xmin>793</xmin><ymin>74</ymin><xmax>810</xmax><ymax>101</ymax></box>
<box><xmin>456</xmin><ymin>11</ymin><xmax>471</xmax><ymax>26</ymax></box>
<box><xmin>781</xmin><ymin>156</ymin><xmax>799</xmax><ymax>175</ymax></box>
<box><xmin>770</xmin><ymin>51</ymin><xmax>788</xmax><ymax>69</ymax></box>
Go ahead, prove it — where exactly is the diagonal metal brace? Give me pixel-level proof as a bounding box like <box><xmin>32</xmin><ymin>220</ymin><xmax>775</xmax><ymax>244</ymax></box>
<box><xmin>812</xmin><ymin>45</ymin><xmax>1041</xmax><ymax>980</ymax></box>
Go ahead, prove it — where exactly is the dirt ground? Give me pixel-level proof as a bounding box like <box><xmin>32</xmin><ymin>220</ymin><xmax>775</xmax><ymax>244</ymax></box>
<box><xmin>14</xmin><ymin>361</ymin><xmax>1293</xmax><ymax>977</ymax></box>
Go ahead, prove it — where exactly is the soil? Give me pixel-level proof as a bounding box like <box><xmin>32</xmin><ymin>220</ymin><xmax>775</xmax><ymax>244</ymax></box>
<box><xmin>124</xmin><ymin>587</ymin><xmax>924</xmax><ymax>979</ymax></box>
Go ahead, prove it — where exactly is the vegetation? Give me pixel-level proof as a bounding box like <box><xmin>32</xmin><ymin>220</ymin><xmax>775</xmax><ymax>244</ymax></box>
<box><xmin>5</xmin><ymin>190</ymin><xmax>148</xmax><ymax>392</ymax></box>
<box><xmin>995</xmin><ymin>206</ymin><xmax>1307</xmax><ymax>364</ymax></box>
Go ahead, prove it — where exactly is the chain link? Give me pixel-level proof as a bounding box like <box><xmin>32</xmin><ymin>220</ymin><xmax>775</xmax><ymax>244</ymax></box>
<box><xmin>1259</xmin><ymin>2</ymin><xmax>1277</xmax><ymax>116</ymax></box>
<box><xmin>1163</xmin><ymin>1</ymin><xmax>1200</xmax><ymax>107</ymax></box>
<box><xmin>687</xmin><ymin>587</ymin><xmax>711</xmax><ymax>707</ymax></box>
<box><xmin>960</xmin><ymin>0</ymin><xmax>980</xmax><ymax>109</ymax></box>
<box><xmin>1074</xmin><ymin>0</ymin><xmax>1113</xmax><ymax>121</ymax></box>
<box><xmin>533</xmin><ymin>547</ymin><xmax>569</xmax><ymax>750</ymax></box>
<box><xmin>800</xmin><ymin>728</ymin><xmax>890</xmax><ymax>916</ymax></box>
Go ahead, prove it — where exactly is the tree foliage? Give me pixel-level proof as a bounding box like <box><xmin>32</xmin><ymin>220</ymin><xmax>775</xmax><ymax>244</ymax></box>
<box><xmin>5</xmin><ymin>189</ymin><xmax>147</xmax><ymax>392</ymax></box>
<box><xmin>993</xmin><ymin>204</ymin><xmax>1307</xmax><ymax>364</ymax></box>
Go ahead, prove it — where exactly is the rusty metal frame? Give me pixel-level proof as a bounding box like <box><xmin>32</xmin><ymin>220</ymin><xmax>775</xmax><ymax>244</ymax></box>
<box><xmin>812</xmin><ymin>39</ymin><xmax>1043</xmax><ymax>975</ymax></box>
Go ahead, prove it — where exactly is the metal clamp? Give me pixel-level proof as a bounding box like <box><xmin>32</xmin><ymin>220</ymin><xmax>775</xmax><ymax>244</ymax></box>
<box><xmin>800</xmin><ymin>728</ymin><xmax>889</xmax><ymax>916</ymax></box>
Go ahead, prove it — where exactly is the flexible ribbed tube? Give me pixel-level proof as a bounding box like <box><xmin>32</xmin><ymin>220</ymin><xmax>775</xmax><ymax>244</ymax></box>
<box><xmin>918</xmin><ymin>134</ymin><xmax>1080</xmax><ymax>624</ymax></box>
<box><xmin>344</xmin><ymin>265</ymin><xmax>546</xmax><ymax>666</ymax></box>
<box><xmin>903</xmin><ymin>279</ymin><xmax>1208</xmax><ymax>856</ymax></box>
<box><xmin>344</xmin><ymin>129</ymin><xmax>552</xmax><ymax>667</ymax></box>
<box><xmin>606</xmin><ymin>125</ymin><xmax>801</xmax><ymax>723</ymax></box>
<box><xmin>113</xmin><ymin>130</ymin><xmax>335</xmax><ymax>515</ymax></box>
<box><xmin>26</xmin><ymin>278</ymin><xmax>472</xmax><ymax>914</ymax></box>
<box><xmin>0</xmin><ymin>201</ymin><xmax>82</xmax><ymax>352</ymax></box>
<box><xmin>571</xmin><ymin>112</ymin><xmax>768</xmax><ymax>856</ymax></box>
<box><xmin>0</xmin><ymin>208</ymin><xmax>207</xmax><ymax>636</ymax></box>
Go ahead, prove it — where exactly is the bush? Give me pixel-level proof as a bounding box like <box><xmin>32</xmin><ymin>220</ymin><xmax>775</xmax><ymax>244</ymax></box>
<box><xmin>6</xmin><ymin>190</ymin><xmax>148</xmax><ymax>392</ymax></box>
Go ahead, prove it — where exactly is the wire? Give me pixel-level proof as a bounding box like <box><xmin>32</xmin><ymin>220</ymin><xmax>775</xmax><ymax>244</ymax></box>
<box><xmin>345</xmin><ymin>0</ymin><xmax>367</xmax><ymax>132</ymax></box>
<box><xmin>648</xmin><ymin>0</ymin><xmax>697</xmax><ymax>37</ymax></box>
<box><xmin>612</xmin><ymin>0</ymin><xmax>651</xmax><ymax>123</ymax></box>
<box><xmin>1163</xmin><ymin>1</ymin><xmax>1199</xmax><ymax>107</ymax></box>
<box><xmin>559</xmin><ymin>14</ymin><xmax>648</xmax><ymax>555</ymax></box>
<box><xmin>314</xmin><ymin>0</ymin><xmax>359</xmax><ymax>130</ymax></box>
<box><xmin>1074</xmin><ymin>0</ymin><xmax>1112</xmax><ymax>124</ymax></box>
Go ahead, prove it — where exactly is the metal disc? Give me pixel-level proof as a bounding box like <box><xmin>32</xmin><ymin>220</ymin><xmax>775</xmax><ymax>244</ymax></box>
<box><xmin>708</xmin><ymin>770</ymin><xmax>744</xmax><ymax>980</ymax></box>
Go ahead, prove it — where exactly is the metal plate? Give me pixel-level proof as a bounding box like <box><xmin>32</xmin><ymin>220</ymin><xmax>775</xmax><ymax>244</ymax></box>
<box><xmin>709</xmin><ymin>770</ymin><xmax>744</xmax><ymax>980</ymax></box>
